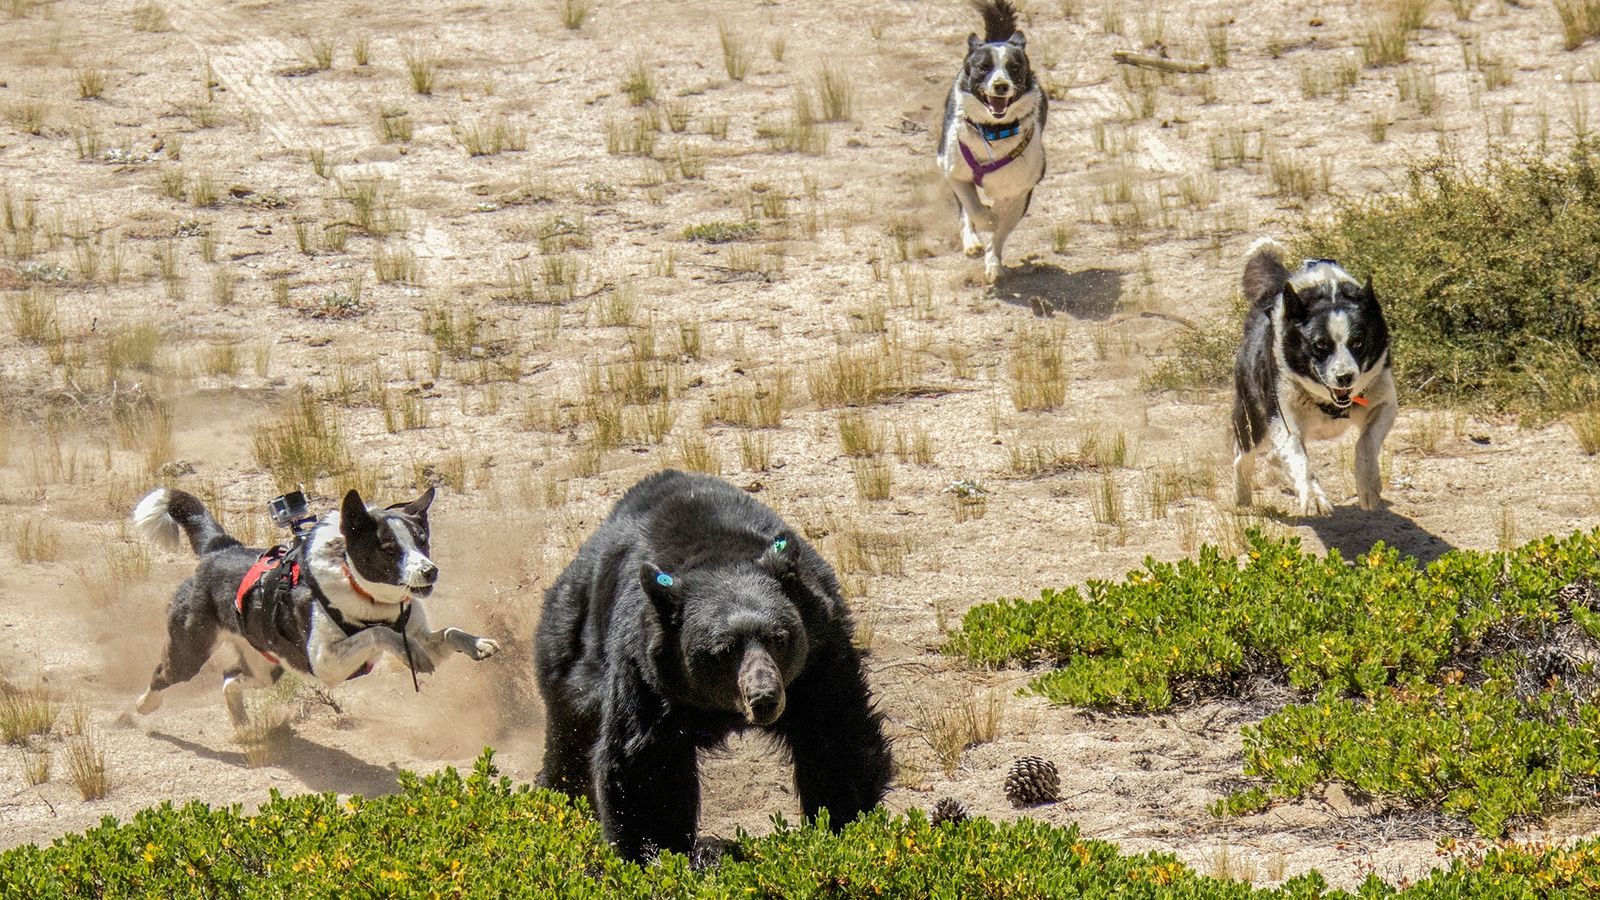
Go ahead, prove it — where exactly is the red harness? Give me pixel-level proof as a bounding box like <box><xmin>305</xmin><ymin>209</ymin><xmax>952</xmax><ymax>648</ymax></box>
<box><xmin>235</xmin><ymin>547</ymin><xmax>301</xmax><ymax>665</ymax></box>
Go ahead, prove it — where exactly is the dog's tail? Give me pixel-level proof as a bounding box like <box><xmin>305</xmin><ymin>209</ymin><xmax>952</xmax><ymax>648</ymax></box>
<box><xmin>970</xmin><ymin>0</ymin><xmax>1021</xmax><ymax>42</ymax></box>
<box><xmin>132</xmin><ymin>488</ymin><xmax>241</xmax><ymax>557</ymax></box>
<box><xmin>1242</xmin><ymin>237</ymin><xmax>1292</xmax><ymax>308</ymax></box>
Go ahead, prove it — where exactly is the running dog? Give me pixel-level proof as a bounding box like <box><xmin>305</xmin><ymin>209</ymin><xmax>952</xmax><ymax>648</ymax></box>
<box><xmin>1233</xmin><ymin>239</ymin><xmax>1397</xmax><ymax>515</ymax></box>
<box><xmin>937</xmin><ymin>0</ymin><xmax>1046</xmax><ymax>284</ymax></box>
<box><xmin>131</xmin><ymin>486</ymin><xmax>499</xmax><ymax>726</ymax></box>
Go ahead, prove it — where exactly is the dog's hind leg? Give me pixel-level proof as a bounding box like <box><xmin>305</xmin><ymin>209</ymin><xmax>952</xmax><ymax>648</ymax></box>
<box><xmin>221</xmin><ymin>643</ymin><xmax>282</xmax><ymax>727</ymax></box>
<box><xmin>137</xmin><ymin>588</ymin><xmax>219</xmax><ymax>716</ymax></box>
<box><xmin>984</xmin><ymin>195</ymin><xmax>1029</xmax><ymax>283</ymax></box>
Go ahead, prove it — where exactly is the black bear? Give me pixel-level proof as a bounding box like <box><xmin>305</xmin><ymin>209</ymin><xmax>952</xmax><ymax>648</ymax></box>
<box><xmin>534</xmin><ymin>469</ymin><xmax>892</xmax><ymax>861</ymax></box>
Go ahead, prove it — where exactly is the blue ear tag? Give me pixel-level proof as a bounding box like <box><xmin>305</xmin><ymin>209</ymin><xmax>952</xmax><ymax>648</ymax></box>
<box><xmin>655</xmin><ymin>572</ymin><xmax>675</xmax><ymax>588</ymax></box>
<box><xmin>773</xmin><ymin>538</ymin><xmax>789</xmax><ymax>553</ymax></box>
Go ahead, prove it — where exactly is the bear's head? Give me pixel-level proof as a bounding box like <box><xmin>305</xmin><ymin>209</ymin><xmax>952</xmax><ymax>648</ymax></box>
<box><xmin>640</xmin><ymin>530</ymin><xmax>810</xmax><ymax>726</ymax></box>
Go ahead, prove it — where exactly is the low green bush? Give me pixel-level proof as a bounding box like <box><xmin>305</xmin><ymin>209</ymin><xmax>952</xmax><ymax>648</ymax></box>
<box><xmin>1300</xmin><ymin>141</ymin><xmax>1600</xmax><ymax>415</ymax></box>
<box><xmin>946</xmin><ymin>529</ymin><xmax>1600</xmax><ymax>833</ymax></box>
<box><xmin>9</xmin><ymin>750</ymin><xmax>1600</xmax><ymax>898</ymax></box>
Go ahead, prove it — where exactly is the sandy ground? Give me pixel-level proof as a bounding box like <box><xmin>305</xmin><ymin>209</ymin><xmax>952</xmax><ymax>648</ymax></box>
<box><xmin>2</xmin><ymin>0</ymin><xmax>1600</xmax><ymax>888</ymax></box>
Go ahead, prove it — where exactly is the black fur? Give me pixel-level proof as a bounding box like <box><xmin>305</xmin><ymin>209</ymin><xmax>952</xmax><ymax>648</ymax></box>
<box><xmin>971</xmin><ymin>0</ymin><xmax>1019</xmax><ymax>42</ymax></box>
<box><xmin>534</xmin><ymin>470</ymin><xmax>892</xmax><ymax>862</ymax></box>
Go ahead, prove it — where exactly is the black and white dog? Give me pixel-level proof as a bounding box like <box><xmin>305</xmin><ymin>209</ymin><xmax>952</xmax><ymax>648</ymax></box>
<box><xmin>131</xmin><ymin>486</ymin><xmax>499</xmax><ymax>726</ymax></box>
<box><xmin>937</xmin><ymin>0</ymin><xmax>1046</xmax><ymax>284</ymax></box>
<box><xmin>1233</xmin><ymin>239</ymin><xmax>1397</xmax><ymax>515</ymax></box>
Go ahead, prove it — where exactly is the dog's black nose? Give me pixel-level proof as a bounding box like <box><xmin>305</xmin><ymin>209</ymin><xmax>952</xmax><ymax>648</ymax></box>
<box><xmin>992</xmin><ymin>82</ymin><xmax>1013</xmax><ymax>96</ymax></box>
<box><xmin>1333</xmin><ymin>372</ymin><xmax>1355</xmax><ymax>388</ymax></box>
<box><xmin>420</xmin><ymin>562</ymin><xmax>439</xmax><ymax>582</ymax></box>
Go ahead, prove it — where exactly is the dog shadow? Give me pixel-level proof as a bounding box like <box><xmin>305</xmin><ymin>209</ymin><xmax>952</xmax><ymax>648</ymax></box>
<box><xmin>148</xmin><ymin>730</ymin><xmax>401</xmax><ymax>797</ymax></box>
<box><xmin>1302</xmin><ymin>504</ymin><xmax>1456</xmax><ymax>566</ymax></box>
<box><xmin>995</xmin><ymin>262</ymin><xmax>1122</xmax><ymax>320</ymax></box>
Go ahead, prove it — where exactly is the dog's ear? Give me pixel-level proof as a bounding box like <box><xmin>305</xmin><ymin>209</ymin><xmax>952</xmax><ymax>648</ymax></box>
<box><xmin>1280</xmin><ymin>281</ymin><xmax>1307</xmax><ymax>321</ymax></box>
<box><xmin>401</xmin><ymin>486</ymin><xmax>435</xmax><ymax>519</ymax></box>
<box><xmin>968</xmin><ymin>32</ymin><xmax>981</xmax><ymax>52</ymax></box>
<box><xmin>1008</xmin><ymin>30</ymin><xmax>1026</xmax><ymax>49</ymax></box>
<box><xmin>341</xmin><ymin>489</ymin><xmax>377</xmax><ymax>536</ymax></box>
<box><xmin>1361</xmin><ymin>274</ymin><xmax>1379</xmax><ymax>307</ymax></box>
<box><xmin>640</xmin><ymin>562</ymin><xmax>682</xmax><ymax>628</ymax></box>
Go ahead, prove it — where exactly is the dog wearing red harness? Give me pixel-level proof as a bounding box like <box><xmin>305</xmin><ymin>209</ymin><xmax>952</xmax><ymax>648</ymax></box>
<box><xmin>130</xmin><ymin>486</ymin><xmax>499</xmax><ymax>727</ymax></box>
<box><xmin>936</xmin><ymin>0</ymin><xmax>1046</xmax><ymax>284</ymax></box>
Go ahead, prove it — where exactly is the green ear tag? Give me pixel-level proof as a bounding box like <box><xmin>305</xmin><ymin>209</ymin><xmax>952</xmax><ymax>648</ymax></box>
<box><xmin>656</xmin><ymin>572</ymin><xmax>675</xmax><ymax>588</ymax></box>
<box><xmin>773</xmin><ymin>538</ymin><xmax>789</xmax><ymax>553</ymax></box>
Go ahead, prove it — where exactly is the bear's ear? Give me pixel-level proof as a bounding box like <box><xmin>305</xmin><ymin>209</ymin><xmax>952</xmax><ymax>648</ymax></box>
<box><xmin>760</xmin><ymin>529</ymin><xmax>799</xmax><ymax>575</ymax></box>
<box><xmin>640</xmin><ymin>562</ymin><xmax>682</xmax><ymax>626</ymax></box>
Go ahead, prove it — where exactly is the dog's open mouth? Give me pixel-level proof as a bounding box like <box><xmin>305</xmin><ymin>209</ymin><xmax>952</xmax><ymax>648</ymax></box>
<box><xmin>1329</xmin><ymin>387</ymin><xmax>1354</xmax><ymax>407</ymax></box>
<box><xmin>981</xmin><ymin>92</ymin><xmax>1013</xmax><ymax>117</ymax></box>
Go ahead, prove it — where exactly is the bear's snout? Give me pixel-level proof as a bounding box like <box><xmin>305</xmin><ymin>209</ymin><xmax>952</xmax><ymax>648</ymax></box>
<box><xmin>738</xmin><ymin>649</ymin><xmax>786</xmax><ymax>726</ymax></box>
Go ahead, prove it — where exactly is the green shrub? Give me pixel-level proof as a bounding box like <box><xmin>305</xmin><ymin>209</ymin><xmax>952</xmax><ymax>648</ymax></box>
<box><xmin>10</xmin><ymin>749</ymin><xmax>1600</xmax><ymax>897</ymax></box>
<box><xmin>1300</xmin><ymin>142</ymin><xmax>1600</xmax><ymax>416</ymax></box>
<box><xmin>946</xmin><ymin>529</ymin><xmax>1600</xmax><ymax>833</ymax></box>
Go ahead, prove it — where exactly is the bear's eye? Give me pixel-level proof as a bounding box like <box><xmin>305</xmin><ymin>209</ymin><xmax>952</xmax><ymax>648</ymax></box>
<box><xmin>770</xmin><ymin>630</ymin><xmax>789</xmax><ymax>648</ymax></box>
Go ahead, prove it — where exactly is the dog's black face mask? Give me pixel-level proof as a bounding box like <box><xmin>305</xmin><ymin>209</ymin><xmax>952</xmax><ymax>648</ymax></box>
<box><xmin>1280</xmin><ymin>274</ymin><xmax>1389</xmax><ymax>408</ymax></box>
<box><xmin>341</xmin><ymin>487</ymin><xmax>438</xmax><ymax>597</ymax></box>
<box><xmin>960</xmin><ymin>33</ymin><xmax>1032</xmax><ymax>119</ymax></box>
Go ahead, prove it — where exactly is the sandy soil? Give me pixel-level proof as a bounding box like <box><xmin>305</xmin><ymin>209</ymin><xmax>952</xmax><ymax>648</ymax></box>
<box><xmin>2</xmin><ymin>0</ymin><xmax>1599</xmax><ymax>888</ymax></box>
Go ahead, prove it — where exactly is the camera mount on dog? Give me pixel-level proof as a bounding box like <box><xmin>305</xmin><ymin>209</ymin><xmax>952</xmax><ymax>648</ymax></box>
<box><xmin>267</xmin><ymin>488</ymin><xmax>317</xmax><ymax>537</ymax></box>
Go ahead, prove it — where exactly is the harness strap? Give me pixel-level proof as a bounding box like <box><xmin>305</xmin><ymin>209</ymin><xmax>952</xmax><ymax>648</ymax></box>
<box><xmin>958</xmin><ymin>126</ymin><xmax>1033</xmax><ymax>190</ymax></box>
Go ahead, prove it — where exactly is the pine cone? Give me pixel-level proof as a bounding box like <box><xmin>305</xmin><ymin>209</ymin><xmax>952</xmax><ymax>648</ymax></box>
<box><xmin>1559</xmin><ymin>579</ymin><xmax>1598</xmax><ymax>611</ymax></box>
<box><xmin>1004</xmin><ymin>756</ymin><xmax>1060</xmax><ymax>807</ymax></box>
<box><xmin>930</xmin><ymin>797</ymin><xmax>969</xmax><ymax>827</ymax></box>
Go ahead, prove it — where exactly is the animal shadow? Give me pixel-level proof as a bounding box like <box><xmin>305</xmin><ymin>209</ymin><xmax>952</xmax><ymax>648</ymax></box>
<box><xmin>1303</xmin><ymin>503</ymin><xmax>1456</xmax><ymax>566</ymax></box>
<box><xmin>994</xmin><ymin>262</ymin><xmax>1122</xmax><ymax>320</ymax></box>
<box><xmin>148</xmin><ymin>729</ymin><xmax>401</xmax><ymax>797</ymax></box>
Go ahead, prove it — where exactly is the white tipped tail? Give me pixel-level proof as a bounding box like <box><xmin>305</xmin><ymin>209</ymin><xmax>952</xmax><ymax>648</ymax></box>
<box><xmin>131</xmin><ymin>488</ymin><xmax>182</xmax><ymax>550</ymax></box>
<box><xmin>1245</xmin><ymin>236</ymin><xmax>1287</xmax><ymax>264</ymax></box>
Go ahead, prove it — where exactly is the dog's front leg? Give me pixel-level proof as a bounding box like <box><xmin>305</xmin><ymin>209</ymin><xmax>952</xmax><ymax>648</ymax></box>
<box><xmin>306</xmin><ymin>604</ymin><xmax>417</xmax><ymax>683</ymax></box>
<box><xmin>404</xmin><ymin>603</ymin><xmax>500</xmax><ymax>667</ymax></box>
<box><xmin>1354</xmin><ymin>401</ymin><xmax>1397</xmax><ymax>510</ymax></box>
<box><xmin>1233</xmin><ymin>447</ymin><xmax>1256</xmax><ymax>509</ymax></box>
<box><xmin>949</xmin><ymin>180</ymin><xmax>993</xmax><ymax>256</ymax></box>
<box><xmin>1271</xmin><ymin>419</ymin><xmax>1330</xmax><ymax>516</ymax></box>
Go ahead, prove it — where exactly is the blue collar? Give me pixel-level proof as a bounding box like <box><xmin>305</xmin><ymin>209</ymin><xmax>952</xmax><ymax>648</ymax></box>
<box><xmin>967</xmin><ymin>118</ymin><xmax>1022</xmax><ymax>141</ymax></box>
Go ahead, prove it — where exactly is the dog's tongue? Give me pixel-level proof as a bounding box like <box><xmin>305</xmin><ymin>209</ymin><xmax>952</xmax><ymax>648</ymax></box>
<box><xmin>1331</xmin><ymin>388</ymin><xmax>1353</xmax><ymax>405</ymax></box>
<box><xmin>986</xmin><ymin>95</ymin><xmax>1011</xmax><ymax>116</ymax></box>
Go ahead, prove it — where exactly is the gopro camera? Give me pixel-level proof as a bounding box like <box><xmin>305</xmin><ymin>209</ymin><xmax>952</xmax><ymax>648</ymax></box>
<box><xmin>268</xmin><ymin>489</ymin><xmax>314</xmax><ymax>534</ymax></box>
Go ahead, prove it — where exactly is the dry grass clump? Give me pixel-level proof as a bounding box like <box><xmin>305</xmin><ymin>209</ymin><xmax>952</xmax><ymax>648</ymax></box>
<box><xmin>674</xmin><ymin>435</ymin><xmax>722</xmax><ymax>475</ymax></box>
<box><xmin>0</xmin><ymin>680</ymin><xmax>59</xmax><ymax>744</ymax></box>
<box><xmin>807</xmin><ymin>337</ymin><xmax>920</xmax><ymax>408</ymax></box>
<box><xmin>718</xmin><ymin>21</ymin><xmax>753</xmax><ymax>80</ymax></box>
<box><xmin>1571</xmin><ymin>408</ymin><xmax>1600</xmax><ymax>454</ymax></box>
<box><xmin>837</xmin><ymin>411</ymin><xmax>886</xmax><ymax>457</ymax></box>
<box><xmin>404</xmin><ymin>45</ymin><xmax>438</xmax><ymax>95</ymax></box>
<box><xmin>1008</xmin><ymin>324</ymin><xmax>1069</xmax><ymax>411</ymax></box>
<box><xmin>64</xmin><ymin>732</ymin><xmax>110</xmax><ymax>799</ymax></box>
<box><xmin>12</xmin><ymin>519</ymin><xmax>63</xmax><ymax>563</ymax></box>
<box><xmin>916</xmin><ymin>689</ymin><xmax>1005</xmax><ymax>774</ymax></box>
<box><xmin>850</xmin><ymin>456</ymin><xmax>893</xmax><ymax>501</ymax></box>
<box><xmin>131</xmin><ymin>0</ymin><xmax>171</xmax><ymax>32</ymax></box>
<box><xmin>1361</xmin><ymin>0</ymin><xmax>1428</xmax><ymax>67</ymax></box>
<box><xmin>559</xmin><ymin>0</ymin><xmax>591</xmax><ymax>29</ymax></box>
<box><xmin>1556</xmin><ymin>0</ymin><xmax>1600</xmax><ymax>50</ymax></box>
<box><xmin>453</xmin><ymin>116</ymin><xmax>528</xmax><ymax>156</ymax></box>
<box><xmin>252</xmin><ymin>391</ymin><xmax>353</xmax><ymax>489</ymax></box>
<box><xmin>706</xmin><ymin>372</ymin><xmax>789</xmax><ymax>429</ymax></box>
<box><xmin>237</xmin><ymin>693</ymin><xmax>295</xmax><ymax>768</ymax></box>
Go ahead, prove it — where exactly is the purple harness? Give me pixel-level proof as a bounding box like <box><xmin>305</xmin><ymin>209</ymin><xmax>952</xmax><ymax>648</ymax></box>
<box><xmin>958</xmin><ymin>126</ymin><xmax>1032</xmax><ymax>189</ymax></box>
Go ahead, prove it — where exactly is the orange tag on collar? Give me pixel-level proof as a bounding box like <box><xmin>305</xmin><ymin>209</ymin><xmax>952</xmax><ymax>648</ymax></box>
<box><xmin>1350</xmin><ymin>395</ymin><xmax>1370</xmax><ymax>407</ymax></box>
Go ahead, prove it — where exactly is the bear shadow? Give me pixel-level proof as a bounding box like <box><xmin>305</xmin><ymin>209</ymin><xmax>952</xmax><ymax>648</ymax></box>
<box><xmin>1301</xmin><ymin>504</ymin><xmax>1456</xmax><ymax>566</ymax></box>
<box><xmin>995</xmin><ymin>263</ymin><xmax>1122</xmax><ymax>320</ymax></box>
<box><xmin>148</xmin><ymin>730</ymin><xmax>401</xmax><ymax>797</ymax></box>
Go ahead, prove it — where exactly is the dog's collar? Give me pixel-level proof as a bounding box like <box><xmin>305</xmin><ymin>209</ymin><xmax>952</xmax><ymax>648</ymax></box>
<box><xmin>966</xmin><ymin>117</ymin><xmax>1023</xmax><ymax>141</ymax></box>
<box><xmin>339</xmin><ymin>560</ymin><xmax>410</xmax><ymax>607</ymax></box>
<box><xmin>958</xmin><ymin>125</ymin><xmax>1033</xmax><ymax>189</ymax></box>
<box><xmin>1314</xmin><ymin>392</ymin><xmax>1369</xmax><ymax>419</ymax></box>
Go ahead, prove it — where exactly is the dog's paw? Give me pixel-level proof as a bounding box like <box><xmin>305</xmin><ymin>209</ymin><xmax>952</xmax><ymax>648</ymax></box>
<box><xmin>135</xmin><ymin>689</ymin><xmax>162</xmax><ymax>715</ymax></box>
<box><xmin>1296</xmin><ymin>487</ymin><xmax>1333</xmax><ymax>517</ymax></box>
<box><xmin>984</xmin><ymin>256</ymin><xmax>1003</xmax><ymax>283</ymax></box>
<box><xmin>962</xmin><ymin>238</ymin><xmax>984</xmax><ymax>258</ymax></box>
<box><xmin>468</xmin><ymin>637</ymin><xmax>500</xmax><ymax>661</ymax></box>
<box><xmin>1357</xmin><ymin>490</ymin><xmax>1383</xmax><ymax>511</ymax></box>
